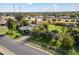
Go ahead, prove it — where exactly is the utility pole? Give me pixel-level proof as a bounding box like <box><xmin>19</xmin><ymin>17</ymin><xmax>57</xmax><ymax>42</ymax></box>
<box><xmin>13</xmin><ymin>3</ymin><xmax>15</xmax><ymax>16</ymax></box>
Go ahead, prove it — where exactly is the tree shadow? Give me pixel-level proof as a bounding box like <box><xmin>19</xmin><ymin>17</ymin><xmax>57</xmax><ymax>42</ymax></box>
<box><xmin>56</xmin><ymin>47</ymin><xmax>70</xmax><ymax>55</ymax></box>
<box><xmin>0</xmin><ymin>35</ymin><xmax>4</xmax><ymax>37</ymax></box>
<box><xmin>74</xmin><ymin>46</ymin><xmax>79</xmax><ymax>52</ymax></box>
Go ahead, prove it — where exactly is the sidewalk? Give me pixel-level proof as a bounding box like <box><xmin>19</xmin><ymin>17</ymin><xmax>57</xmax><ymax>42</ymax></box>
<box><xmin>0</xmin><ymin>45</ymin><xmax>15</xmax><ymax>55</ymax></box>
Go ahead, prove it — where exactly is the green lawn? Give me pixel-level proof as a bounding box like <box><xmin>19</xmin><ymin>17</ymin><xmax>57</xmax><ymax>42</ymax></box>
<box><xmin>0</xmin><ymin>26</ymin><xmax>22</xmax><ymax>39</ymax></box>
<box><xmin>6</xmin><ymin>31</ymin><xmax>22</xmax><ymax>39</ymax></box>
<box><xmin>0</xmin><ymin>29</ymin><xmax>8</xmax><ymax>35</ymax></box>
<box><xmin>0</xmin><ymin>26</ymin><xmax>8</xmax><ymax>35</ymax></box>
<box><xmin>48</xmin><ymin>24</ymin><xmax>63</xmax><ymax>33</ymax></box>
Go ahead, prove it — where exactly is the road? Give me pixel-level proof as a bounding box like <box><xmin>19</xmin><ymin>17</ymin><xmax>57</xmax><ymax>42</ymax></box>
<box><xmin>0</xmin><ymin>35</ymin><xmax>48</xmax><ymax>55</ymax></box>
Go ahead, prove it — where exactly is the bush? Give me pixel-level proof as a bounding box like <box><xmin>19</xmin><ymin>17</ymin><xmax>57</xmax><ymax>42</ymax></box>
<box><xmin>41</xmin><ymin>43</ymin><xmax>48</xmax><ymax>48</ymax></box>
<box><xmin>52</xmin><ymin>30</ymin><xmax>59</xmax><ymax>33</ymax></box>
<box><xmin>74</xmin><ymin>34</ymin><xmax>79</xmax><ymax>45</ymax></box>
<box><xmin>60</xmin><ymin>33</ymin><xmax>75</xmax><ymax>49</ymax></box>
<box><xmin>14</xmin><ymin>34</ymin><xmax>21</xmax><ymax>38</ymax></box>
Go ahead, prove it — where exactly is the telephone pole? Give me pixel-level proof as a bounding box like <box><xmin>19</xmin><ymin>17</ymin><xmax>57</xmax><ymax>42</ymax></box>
<box><xmin>13</xmin><ymin>3</ymin><xmax>15</xmax><ymax>16</ymax></box>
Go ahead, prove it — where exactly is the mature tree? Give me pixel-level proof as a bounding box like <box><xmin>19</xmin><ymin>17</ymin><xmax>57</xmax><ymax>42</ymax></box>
<box><xmin>35</xmin><ymin>18</ymin><xmax>37</xmax><ymax>24</ymax></box>
<box><xmin>15</xmin><ymin>15</ymin><xmax>23</xmax><ymax>21</ymax></box>
<box><xmin>61</xmin><ymin>33</ymin><xmax>74</xmax><ymax>49</ymax></box>
<box><xmin>47</xmin><ymin>18</ymin><xmax>51</xmax><ymax>24</ymax></box>
<box><xmin>7</xmin><ymin>18</ymin><xmax>16</xmax><ymax>32</ymax></box>
<box><xmin>56</xmin><ymin>28</ymin><xmax>75</xmax><ymax>49</ymax></box>
<box><xmin>70</xmin><ymin>13</ymin><xmax>77</xmax><ymax>19</ymax></box>
<box><xmin>70</xmin><ymin>28</ymin><xmax>79</xmax><ymax>45</ymax></box>
<box><xmin>20</xmin><ymin>19</ymin><xmax>29</xmax><ymax>26</ymax></box>
<box><xmin>42</xmin><ymin>22</ymin><xmax>49</xmax><ymax>31</ymax></box>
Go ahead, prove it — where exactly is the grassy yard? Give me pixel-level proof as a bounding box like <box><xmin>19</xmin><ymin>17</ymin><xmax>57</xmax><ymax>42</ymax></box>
<box><xmin>48</xmin><ymin>24</ymin><xmax>63</xmax><ymax>33</ymax></box>
<box><xmin>0</xmin><ymin>26</ymin><xmax>8</xmax><ymax>35</ymax></box>
<box><xmin>0</xmin><ymin>26</ymin><xmax>22</xmax><ymax>39</ymax></box>
<box><xmin>6</xmin><ymin>31</ymin><xmax>22</xmax><ymax>39</ymax></box>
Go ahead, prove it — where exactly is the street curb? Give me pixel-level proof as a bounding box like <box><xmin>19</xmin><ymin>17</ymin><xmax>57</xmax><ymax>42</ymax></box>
<box><xmin>17</xmin><ymin>41</ymin><xmax>53</xmax><ymax>55</ymax></box>
<box><xmin>23</xmin><ymin>43</ymin><xmax>53</xmax><ymax>55</ymax></box>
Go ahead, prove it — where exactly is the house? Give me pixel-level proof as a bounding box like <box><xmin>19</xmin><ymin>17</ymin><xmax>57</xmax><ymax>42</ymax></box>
<box><xmin>0</xmin><ymin>16</ymin><xmax>7</xmax><ymax>26</ymax></box>
<box><xmin>19</xmin><ymin>25</ymin><xmax>32</xmax><ymax>35</ymax></box>
<box><xmin>51</xmin><ymin>17</ymin><xmax>77</xmax><ymax>27</ymax></box>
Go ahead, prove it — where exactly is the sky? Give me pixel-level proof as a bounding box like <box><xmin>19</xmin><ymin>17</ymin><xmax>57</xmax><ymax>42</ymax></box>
<box><xmin>0</xmin><ymin>3</ymin><xmax>79</xmax><ymax>12</ymax></box>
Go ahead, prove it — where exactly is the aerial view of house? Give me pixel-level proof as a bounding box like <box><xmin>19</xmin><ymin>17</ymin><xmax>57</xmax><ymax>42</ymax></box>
<box><xmin>0</xmin><ymin>3</ymin><xmax>79</xmax><ymax>55</ymax></box>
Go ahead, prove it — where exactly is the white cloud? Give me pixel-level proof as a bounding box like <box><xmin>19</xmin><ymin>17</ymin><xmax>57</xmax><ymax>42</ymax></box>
<box><xmin>52</xmin><ymin>4</ymin><xmax>58</xmax><ymax>7</ymax></box>
<box><xmin>27</xmin><ymin>3</ymin><xmax>32</xmax><ymax>5</ymax></box>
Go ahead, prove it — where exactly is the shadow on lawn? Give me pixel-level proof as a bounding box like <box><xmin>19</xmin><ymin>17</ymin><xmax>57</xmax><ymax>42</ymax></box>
<box><xmin>0</xmin><ymin>35</ymin><xmax>4</xmax><ymax>37</ymax></box>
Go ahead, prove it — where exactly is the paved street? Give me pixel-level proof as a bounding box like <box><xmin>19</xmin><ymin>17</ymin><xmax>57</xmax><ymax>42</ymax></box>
<box><xmin>0</xmin><ymin>35</ymin><xmax>48</xmax><ymax>55</ymax></box>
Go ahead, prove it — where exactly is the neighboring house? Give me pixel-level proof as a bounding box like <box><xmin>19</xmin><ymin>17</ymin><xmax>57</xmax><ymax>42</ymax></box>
<box><xmin>51</xmin><ymin>18</ymin><xmax>77</xmax><ymax>27</ymax></box>
<box><xmin>59</xmin><ymin>16</ymin><xmax>70</xmax><ymax>19</ymax></box>
<box><xmin>24</xmin><ymin>16</ymin><xmax>78</xmax><ymax>27</ymax></box>
<box><xmin>19</xmin><ymin>25</ymin><xmax>32</xmax><ymax>35</ymax></box>
<box><xmin>36</xmin><ymin>18</ymin><xmax>43</xmax><ymax>24</ymax></box>
<box><xmin>0</xmin><ymin>16</ymin><xmax>7</xmax><ymax>26</ymax></box>
<box><xmin>19</xmin><ymin>24</ymin><xmax>37</xmax><ymax>35</ymax></box>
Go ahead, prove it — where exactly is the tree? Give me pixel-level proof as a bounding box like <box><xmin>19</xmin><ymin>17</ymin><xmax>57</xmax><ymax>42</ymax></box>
<box><xmin>20</xmin><ymin>19</ymin><xmax>29</xmax><ymax>26</ymax></box>
<box><xmin>70</xmin><ymin>28</ymin><xmax>79</xmax><ymax>45</ymax></box>
<box><xmin>47</xmin><ymin>19</ymin><xmax>51</xmax><ymax>24</ymax></box>
<box><xmin>35</xmin><ymin>18</ymin><xmax>37</xmax><ymax>24</ymax></box>
<box><xmin>61</xmin><ymin>33</ymin><xmax>74</xmax><ymax>49</ymax></box>
<box><xmin>42</xmin><ymin>22</ymin><xmax>49</xmax><ymax>31</ymax></box>
<box><xmin>76</xmin><ymin>20</ymin><xmax>79</xmax><ymax>27</ymax></box>
<box><xmin>50</xmin><ymin>30</ymin><xmax>60</xmax><ymax>46</ymax></box>
<box><xmin>7</xmin><ymin>18</ymin><xmax>16</xmax><ymax>32</ymax></box>
<box><xmin>15</xmin><ymin>15</ymin><xmax>23</xmax><ymax>21</ymax></box>
<box><xmin>70</xmin><ymin>13</ymin><xmax>77</xmax><ymax>19</ymax></box>
<box><xmin>56</xmin><ymin>28</ymin><xmax>75</xmax><ymax>50</ymax></box>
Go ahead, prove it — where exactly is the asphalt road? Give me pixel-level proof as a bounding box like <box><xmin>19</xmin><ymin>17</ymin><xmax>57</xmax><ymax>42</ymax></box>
<box><xmin>0</xmin><ymin>35</ymin><xmax>48</xmax><ymax>55</ymax></box>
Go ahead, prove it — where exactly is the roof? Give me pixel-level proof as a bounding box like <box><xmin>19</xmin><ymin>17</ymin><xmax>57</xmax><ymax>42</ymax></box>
<box><xmin>30</xmin><ymin>24</ymin><xmax>37</xmax><ymax>27</ymax></box>
<box><xmin>20</xmin><ymin>25</ymin><xmax>32</xmax><ymax>31</ymax></box>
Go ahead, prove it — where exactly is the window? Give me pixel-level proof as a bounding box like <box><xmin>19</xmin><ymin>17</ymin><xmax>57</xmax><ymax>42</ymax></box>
<box><xmin>71</xmin><ymin>20</ymin><xmax>75</xmax><ymax>22</ymax></box>
<box><xmin>58</xmin><ymin>19</ymin><xmax>61</xmax><ymax>21</ymax></box>
<box><xmin>52</xmin><ymin>19</ymin><xmax>56</xmax><ymax>21</ymax></box>
<box><xmin>76</xmin><ymin>20</ymin><xmax>79</xmax><ymax>22</ymax></box>
<box><xmin>43</xmin><ymin>18</ymin><xmax>47</xmax><ymax>21</ymax></box>
<box><xmin>65</xmin><ymin>20</ymin><xmax>69</xmax><ymax>22</ymax></box>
